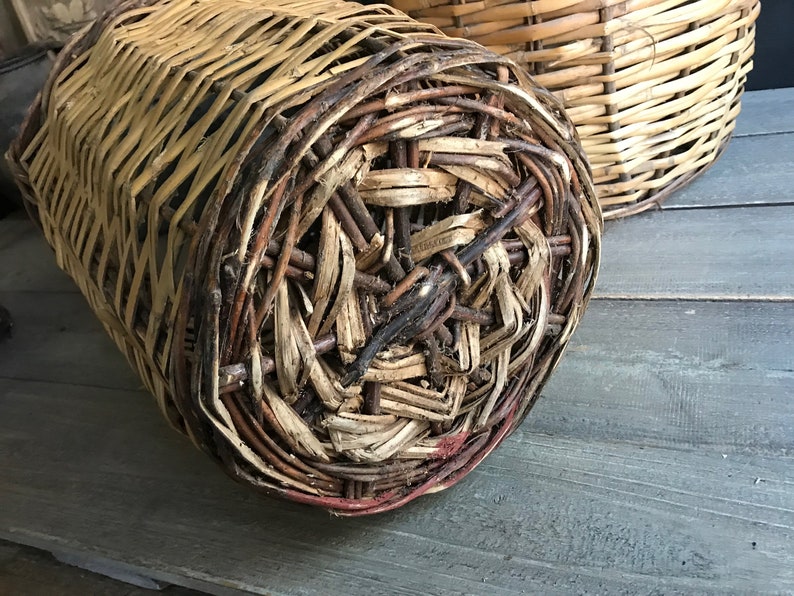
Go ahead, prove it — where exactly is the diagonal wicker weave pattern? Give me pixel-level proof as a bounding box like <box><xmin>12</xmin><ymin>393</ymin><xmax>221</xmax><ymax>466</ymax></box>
<box><xmin>388</xmin><ymin>0</ymin><xmax>760</xmax><ymax>218</ymax></box>
<box><xmin>11</xmin><ymin>0</ymin><xmax>600</xmax><ymax>514</ymax></box>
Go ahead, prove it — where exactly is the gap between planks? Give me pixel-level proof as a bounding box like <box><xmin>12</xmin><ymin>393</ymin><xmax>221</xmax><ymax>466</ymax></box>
<box><xmin>592</xmin><ymin>294</ymin><xmax>794</xmax><ymax>302</ymax></box>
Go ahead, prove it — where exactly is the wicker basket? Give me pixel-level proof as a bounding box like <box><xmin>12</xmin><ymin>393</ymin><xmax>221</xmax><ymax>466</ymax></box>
<box><xmin>388</xmin><ymin>0</ymin><xmax>760</xmax><ymax>218</ymax></box>
<box><xmin>11</xmin><ymin>0</ymin><xmax>601</xmax><ymax>514</ymax></box>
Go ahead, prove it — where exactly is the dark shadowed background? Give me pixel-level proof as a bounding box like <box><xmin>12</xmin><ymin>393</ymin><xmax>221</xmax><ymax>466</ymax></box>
<box><xmin>747</xmin><ymin>0</ymin><xmax>794</xmax><ymax>90</ymax></box>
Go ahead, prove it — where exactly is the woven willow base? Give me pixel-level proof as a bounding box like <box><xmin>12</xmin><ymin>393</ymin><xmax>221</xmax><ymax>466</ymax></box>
<box><xmin>12</xmin><ymin>0</ymin><xmax>600</xmax><ymax>514</ymax></box>
<box><xmin>389</xmin><ymin>0</ymin><xmax>760</xmax><ymax>218</ymax></box>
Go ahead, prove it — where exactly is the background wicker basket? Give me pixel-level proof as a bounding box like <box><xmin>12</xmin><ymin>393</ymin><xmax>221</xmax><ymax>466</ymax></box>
<box><xmin>388</xmin><ymin>0</ymin><xmax>760</xmax><ymax>218</ymax></box>
<box><xmin>11</xmin><ymin>0</ymin><xmax>600</xmax><ymax>514</ymax></box>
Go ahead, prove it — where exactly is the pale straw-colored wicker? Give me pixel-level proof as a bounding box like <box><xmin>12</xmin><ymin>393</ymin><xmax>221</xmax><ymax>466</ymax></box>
<box><xmin>388</xmin><ymin>0</ymin><xmax>760</xmax><ymax>218</ymax></box>
<box><xmin>10</xmin><ymin>0</ymin><xmax>601</xmax><ymax>514</ymax></box>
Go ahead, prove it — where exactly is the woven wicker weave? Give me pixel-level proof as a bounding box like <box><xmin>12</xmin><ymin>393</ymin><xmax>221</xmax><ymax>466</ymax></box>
<box><xmin>11</xmin><ymin>0</ymin><xmax>600</xmax><ymax>514</ymax></box>
<box><xmin>388</xmin><ymin>0</ymin><xmax>760</xmax><ymax>218</ymax></box>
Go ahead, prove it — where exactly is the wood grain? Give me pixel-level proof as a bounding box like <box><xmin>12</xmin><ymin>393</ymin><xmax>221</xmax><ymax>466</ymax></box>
<box><xmin>0</xmin><ymin>539</ymin><xmax>199</xmax><ymax>595</ymax></box>
<box><xmin>735</xmin><ymin>88</ymin><xmax>794</xmax><ymax>137</ymax></box>
<box><xmin>0</xmin><ymin>290</ymin><xmax>140</xmax><ymax>391</ymax></box>
<box><xmin>535</xmin><ymin>300</ymin><xmax>794</xmax><ymax>453</ymax></box>
<box><xmin>664</xmin><ymin>133</ymin><xmax>794</xmax><ymax>209</ymax></box>
<box><xmin>0</xmin><ymin>217</ymin><xmax>76</xmax><ymax>294</ymax></box>
<box><xmin>597</xmin><ymin>206</ymin><xmax>794</xmax><ymax>300</ymax></box>
<box><xmin>1</xmin><ymin>378</ymin><xmax>792</xmax><ymax>595</ymax></box>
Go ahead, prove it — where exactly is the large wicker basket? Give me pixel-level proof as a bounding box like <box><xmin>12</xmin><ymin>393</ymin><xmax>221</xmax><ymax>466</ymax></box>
<box><xmin>11</xmin><ymin>0</ymin><xmax>600</xmax><ymax>514</ymax></box>
<box><xmin>389</xmin><ymin>0</ymin><xmax>760</xmax><ymax>218</ymax></box>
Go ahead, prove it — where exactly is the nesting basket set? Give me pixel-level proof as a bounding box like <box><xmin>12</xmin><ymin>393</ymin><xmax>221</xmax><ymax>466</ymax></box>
<box><xmin>8</xmin><ymin>0</ymin><xmax>756</xmax><ymax>513</ymax></box>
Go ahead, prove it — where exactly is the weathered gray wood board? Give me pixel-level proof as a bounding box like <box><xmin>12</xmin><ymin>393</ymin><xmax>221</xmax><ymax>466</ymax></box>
<box><xmin>735</xmin><ymin>87</ymin><xmax>794</xmax><ymax>137</ymax></box>
<box><xmin>3</xmin><ymin>293</ymin><xmax>789</xmax><ymax>456</ymax></box>
<box><xmin>0</xmin><ymin>290</ymin><xmax>139</xmax><ymax>390</ymax></box>
<box><xmin>0</xmin><ymin>539</ymin><xmax>199</xmax><ymax>595</ymax></box>
<box><xmin>536</xmin><ymin>300</ymin><xmax>794</xmax><ymax>453</ymax></box>
<box><xmin>2</xmin><ymin>377</ymin><xmax>792</xmax><ymax>595</ymax></box>
<box><xmin>664</xmin><ymin>133</ymin><xmax>794</xmax><ymax>209</ymax></box>
<box><xmin>597</xmin><ymin>206</ymin><xmax>794</xmax><ymax>300</ymax></box>
<box><xmin>0</xmin><ymin>216</ymin><xmax>75</xmax><ymax>294</ymax></box>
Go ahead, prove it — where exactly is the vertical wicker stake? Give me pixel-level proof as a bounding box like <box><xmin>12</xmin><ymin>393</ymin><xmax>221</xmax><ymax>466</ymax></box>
<box><xmin>11</xmin><ymin>0</ymin><xmax>601</xmax><ymax>514</ymax></box>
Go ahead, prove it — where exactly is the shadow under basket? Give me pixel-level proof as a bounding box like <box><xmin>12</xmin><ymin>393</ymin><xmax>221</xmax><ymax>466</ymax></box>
<box><xmin>389</xmin><ymin>0</ymin><xmax>760</xmax><ymax>219</ymax></box>
<box><xmin>10</xmin><ymin>0</ymin><xmax>601</xmax><ymax>515</ymax></box>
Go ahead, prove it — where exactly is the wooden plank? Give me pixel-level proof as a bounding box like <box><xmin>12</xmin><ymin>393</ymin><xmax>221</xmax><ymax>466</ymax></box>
<box><xmin>735</xmin><ymin>88</ymin><xmax>794</xmax><ymax>137</ymax></box>
<box><xmin>0</xmin><ymin>216</ymin><xmax>76</xmax><ymax>294</ymax></box>
<box><xmin>597</xmin><ymin>205</ymin><xmax>794</xmax><ymax>300</ymax></box>
<box><xmin>535</xmin><ymin>299</ymin><xmax>794</xmax><ymax>453</ymax></box>
<box><xmin>1</xmin><ymin>378</ymin><xmax>792</xmax><ymax>594</ymax></box>
<box><xmin>0</xmin><ymin>290</ymin><xmax>140</xmax><ymax>391</ymax></box>
<box><xmin>3</xmin><ymin>293</ymin><xmax>787</xmax><ymax>455</ymax></box>
<box><xmin>0</xmin><ymin>539</ymin><xmax>199</xmax><ymax>595</ymax></box>
<box><xmin>0</xmin><ymin>213</ymin><xmax>30</xmax><ymax>250</ymax></box>
<box><xmin>664</xmin><ymin>133</ymin><xmax>794</xmax><ymax>209</ymax></box>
